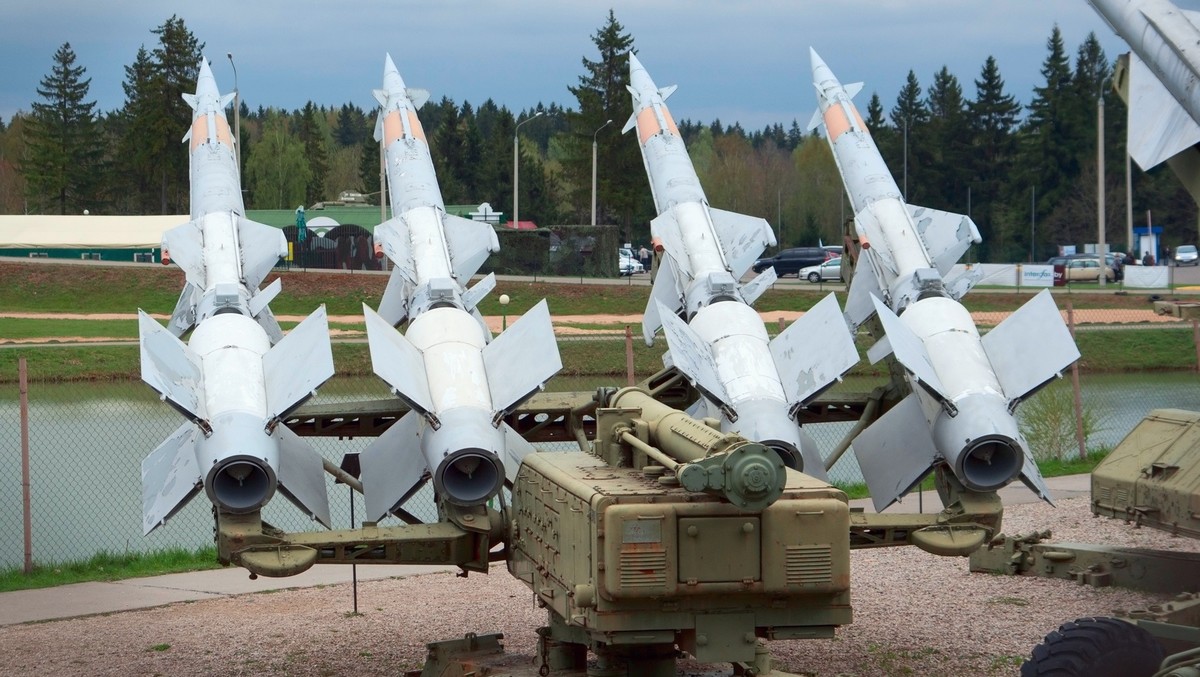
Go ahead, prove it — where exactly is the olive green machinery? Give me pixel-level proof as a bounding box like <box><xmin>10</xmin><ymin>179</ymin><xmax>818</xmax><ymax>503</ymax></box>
<box><xmin>210</xmin><ymin>369</ymin><xmax>1011</xmax><ymax>676</ymax></box>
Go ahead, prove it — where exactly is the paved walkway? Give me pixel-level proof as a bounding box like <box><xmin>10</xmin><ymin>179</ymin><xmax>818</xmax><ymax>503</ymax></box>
<box><xmin>0</xmin><ymin>475</ymin><xmax>1089</xmax><ymax>627</ymax></box>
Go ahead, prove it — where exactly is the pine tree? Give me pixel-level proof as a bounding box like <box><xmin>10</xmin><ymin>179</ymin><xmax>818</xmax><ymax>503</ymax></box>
<box><xmin>1019</xmin><ymin>25</ymin><xmax>1075</xmax><ymax>253</ymax></box>
<box><xmin>297</xmin><ymin>102</ymin><xmax>330</xmax><ymax>205</ymax></box>
<box><xmin>358</xmin><ymin>139</ymin><xmax>381</xmax><ymax>202</ymax></box>
<box><xmin>888</xmin><ymin>71</ymin><xmax>929</xmax><ymax>202</ymax></box>
<box><xmin>149</xmin><ymin>16</ymin><xmax>204</xmax><ymax>213</ymax></box>
<box><xmin>967</xmin><ymin>56</ymin><xmax>1022</xmax><ymax>259</ymax></box>
<box><xmin>925</xmin><ymin>66</ymin><xmax>970</xmax><ymax>211</ymax></box>
<box><xmin>23</xmin><ymin>42</ymin><xmax>104</xmax><ymax>214</ymax></box>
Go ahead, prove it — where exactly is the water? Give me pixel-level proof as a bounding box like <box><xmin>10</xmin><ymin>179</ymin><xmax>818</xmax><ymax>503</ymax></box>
<box><xmin>2</xmin><ymin>372</ymin><xmax>1196</xmax><ymax>568</ymax></box>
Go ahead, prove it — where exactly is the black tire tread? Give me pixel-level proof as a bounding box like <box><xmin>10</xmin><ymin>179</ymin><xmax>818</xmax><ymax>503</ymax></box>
<box><xmin>1021</xmin><ymin>616</ymin><xmax>1163</xmax><ymax>677</ymax></box>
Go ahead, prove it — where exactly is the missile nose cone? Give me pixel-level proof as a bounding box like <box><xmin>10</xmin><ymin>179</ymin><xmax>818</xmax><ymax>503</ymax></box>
<box><xmin>382</xmin><ymin>53</ymin><xmax>406</xmax><ymax>94</ymax></box>
<box><xmin>195</xmin><ymin>58</ymin><xmax>219</xmax><ymax>96</ymax></box>
<box><xmin>809</xmin><ymin>47</ymin><xmax>837</xmax><ymax>89</ymax></box>
<box><xmin>628</xmin><ymin>51</ymin><xmax>644</xmax><ymax>73</ymax></box>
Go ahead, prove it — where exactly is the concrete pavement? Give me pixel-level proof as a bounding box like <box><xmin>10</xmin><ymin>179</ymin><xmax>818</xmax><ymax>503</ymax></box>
<box><xmin>0</xmin><ymin>475</ymin><xmax>1090</xmax><ymax>627</ymax></box>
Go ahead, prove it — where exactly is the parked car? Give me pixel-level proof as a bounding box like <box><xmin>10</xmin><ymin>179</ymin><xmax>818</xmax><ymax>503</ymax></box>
<box><xmin>1175</xmin><ymin>244</ymin><xmax>1198</xmax><ymax>266</ymax></box>
<box><xmin>799</xmin><ymin>257</ymin><xmax>844</xmax><ymax>283</ymax></box>
<box><xmin>752</xmin><ymin>247</ymin><xmax>829</xmax><ymax>277</ymax></box>
<box><xmin>619</xmin><ymin>252</ymin><xmax>644</xmax><ymax>276</ymax></box>
<box><xmin>1057</xmin><ymin>256</ymin><xmax>1115</xmax><ymax>283</ymax></box>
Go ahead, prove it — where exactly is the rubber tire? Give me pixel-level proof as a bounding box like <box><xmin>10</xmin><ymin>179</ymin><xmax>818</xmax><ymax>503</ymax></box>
<box><xmin>807</xmin><ymin>272</ymin><xmax>821</xmax><ymax>283</ymax></box>
<box><xmin>1021</xmin><ymin>617</ymin><xmax>1163</xmax><ymax>677</ymax></box>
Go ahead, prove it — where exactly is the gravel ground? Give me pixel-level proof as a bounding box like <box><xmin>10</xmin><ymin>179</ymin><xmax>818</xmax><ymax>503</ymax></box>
<box><xmin>1</xmin><ymin>496</ymin><xmax>1197</xmax><ymax>677</ymax></box>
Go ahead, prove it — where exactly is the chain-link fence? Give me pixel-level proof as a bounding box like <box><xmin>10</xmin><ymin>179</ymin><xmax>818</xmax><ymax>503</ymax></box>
<box><xmin>3</xmin><ymin>356</ymin><xmax>1198</xmax><ymax>570</ymax></box>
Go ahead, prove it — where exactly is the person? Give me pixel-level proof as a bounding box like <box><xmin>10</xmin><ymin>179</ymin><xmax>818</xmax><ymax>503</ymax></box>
<box><xmin>1111</xmin><ymin>253</ymin><xmax>1123</xmax><ymax>281</ymax></box>
<box><xmin>638</xmin><ymin>245</ymin><xmax>650</xmax><ymax>269</ymax></box>
<box><xmin>1143</xmin><ymin>251</ymin><xmax>1156</xmax><ymax>266</ymax></box>
<box><xmin>1165</xmin><ymin>245</ymin><xmax>1172</xmax><ymax>265</ymax></box>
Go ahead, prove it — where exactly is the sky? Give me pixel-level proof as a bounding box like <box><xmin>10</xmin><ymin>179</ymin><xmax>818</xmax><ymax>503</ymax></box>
<box><xmin>2</xmin><ymin>1</ymin><xmax>1195</xmax><ymax>132</ymax></box>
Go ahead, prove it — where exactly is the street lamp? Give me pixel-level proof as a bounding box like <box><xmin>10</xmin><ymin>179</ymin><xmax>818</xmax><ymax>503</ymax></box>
<box><xmin>512</xmin><ymin>111</ymin><xmax>544</xmax><ymax>229</ymax></box>
<box><xmin>499</xmin><ymin>293</ymin><xmax>511</xmax><ymax>330</ymax></box>
<box><xmin>226</xmin><ymin>53</ymin><xmax>240</xmax><ymax>178</ymax></box>
<box><xmin>591</xmin><ymin>119</ymin><xmax>612</xmax><ymax>226</ymax></box>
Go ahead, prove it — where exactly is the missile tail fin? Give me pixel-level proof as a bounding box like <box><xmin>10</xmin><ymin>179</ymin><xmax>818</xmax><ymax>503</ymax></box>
<box><xmin>138</xmin><ymin>310</ymin><xmax>205</xmax><ymax>422</ymax></box>
<box><xmin>739</xmin><ymin>267</ymin><xmax>777</xmax><ymax>306</ymax></box>
<box><xmin>361</xmin><ymin>411</ymin><xmax>427</xmax><ymax>522</ymax></box>
<box><xmin>363</xmin><ymin>304</ymin><xmax>435</xmax><ymax>417</ymax></box>
<box><xmin>650</xmin><ymin>211</ymin><xmax>693</xmax><ymax>281</ymax></box>
<box><xmin>167</xmin><ymin>281</ymin><xmax>201</xmax><ymax>337</ymax></box>
<box><xmin>981</xmin><ymin>289</ymin><xmax>1080</xmax><ymax>403</ymax></box>
<box><xmin>807</xmin><ymin>107</ymin><xmax>824</xmax><ymax>132</ymax></box>
<box><xmin>162</xmin><ymin>220</ymin><xmax>205</xmax><ymax>289</ymax></box>
<box><xmin>442</xmin><ymin>213</ymin><xmax>499</xmax><ymax>282</ymax></box>
<box><xmin>248</xmin><ymin>278</ymin><xmax>281</xmax><ymax>319</ymax></box>
<box><xmin>141</xmin><ymin>423</ymin><xmax>203</xmax><ymax>535</ymax></box>
<box><xmin>708</xmin><ymin>207</ymin><xmax>775</xmax><ymax>279</ymax></box>
<box><xmin>377</xmin><ymin>268</ymin><xmax>413</xmax><ymax>327</ymax></box>
<box><xmin>1123</xmin><ymin>52</ymin><xmax>1200</xmax><ymax>170</ymax></box>
<box><xmin>483</xmin><ymin>299</ymin><xmax>562</xmax><ymax>414</ymax></box>
<box><xmin>462</xmin><ymin>272</ymin><xmax>496</xmax><ymax>313</ymax></box>
<box><xmin>407</xmin><ymin>88</ymin><xmax>430</xmax><ymax>109</ymax></box>
<box><xmin>868</xmin><ymin>295</ymin><xmax>952</xmax><ymax>403</ymax></box>
<box><xmin>770</xmin><ymin>293</ymin><xmax>859</xmax><ymax>407</ymax></box>
<box><xmin>275</xmin><ymin>425</ymin><xmax>332</xmax><ymax>528</ymax></box>
<box><xmin>501</xmin><ymin>422</ymin><xmax>536</xmax><ymax>483</ymax></box>
<box><xmin>264</xmin><ymin>305</ymin><xmax>335</xmax><ymax>421</ymax></box>
<box><xmin>852</xmin><ymin>392</ymin><xmax>938</xmax><ymax>512</ymax></box>
<box><xmin>844</xmin><ymin>250</ymin><xmax>883</xmax><ymax>331</ymax></box>
<box><xmin>656</xmin><ymin>300</ymin><xmax>731</xmax><ymax>409</ymax></box>
<box><xmin>1017</xmin><ymin>439</ymin><xmax>1054</xmax><ymax>505</ymax></box>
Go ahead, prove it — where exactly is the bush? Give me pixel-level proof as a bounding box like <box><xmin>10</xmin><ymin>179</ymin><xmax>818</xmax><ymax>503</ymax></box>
<box><xmin>1018</xmin><ymin>380</ymin><xmax>1100</xmax><ymax>461</ymax></box>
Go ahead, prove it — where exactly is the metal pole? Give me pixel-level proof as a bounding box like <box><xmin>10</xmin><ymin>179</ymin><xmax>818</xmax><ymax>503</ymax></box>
<box><xmin>1126</xmin><ymin>149</ymin><xmax>1134</xmax><ymax>255</ymax></box>
<box><xmin>512</xmin><ymin>111</ymin><xmax>543</xmax><ymax>229</ymax></box>
<box><xmin>1066</xmin><ymin>301</ymin><xmax>1087</xmax><ymax>461</ymax></box>
<box><xmin>226</xmin><ymin>54</ymin><xmax>240</xmax><ymax>179</ymax></box>
<box><xmin>1031</xmin><ymin>186</ymin><xmax>1037</xmax><ymax>263</ymax></box>
<box><xmin>20</xmin><ymin>356</ymin><xmax>32</xmax><ymax>574</ymax></box>
<box><xmin>1098</xmin><ymin>92</ymin><xmax>1107</xmax><ymax>288</ymax></box>
<box><xmin>625</xmin><ymin>325</ymin><xmax>635</xmax><ymax>386</ymax></box>
<box><xmin>591</xmin><ymin>119</ymin><xmax>612</xmax><ymax>227</ymax></box>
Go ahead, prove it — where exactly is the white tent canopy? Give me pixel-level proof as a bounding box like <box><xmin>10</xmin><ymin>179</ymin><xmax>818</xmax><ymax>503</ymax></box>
<box><xmin>0</xmin><ymin>215</ymin><xmax>188</xmax><ymax>249</ymax></box>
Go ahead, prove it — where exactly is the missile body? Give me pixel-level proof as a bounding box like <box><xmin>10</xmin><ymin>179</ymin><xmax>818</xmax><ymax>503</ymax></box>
<box><xmin>140</xmin><ymin>59</ymin><xmax>334</xmax><ymax>534</ymax></box>
<box><xmin>626</xmin><ymin>53</ymin><xmax>859</xmax><ymax>479</ymax></box>
<box><xmin>1087</xmin><ymin>0</ymin><xmax>1200</xmax><ymax>170</ymax></box>
<box><xmin>359</xmin><ymin>55</ymin><xmax>561</xmax><ymax>521</ymax></box>
<box><xmin>809</xmin><ymin>49</ymin><xmax>1080</xmax><ymax>511</ymax></box>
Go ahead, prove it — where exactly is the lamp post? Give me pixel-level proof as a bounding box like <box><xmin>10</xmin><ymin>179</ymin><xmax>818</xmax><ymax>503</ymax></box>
<box><xmin>591</xmin><ymin>119</ymin><xmax>612</xmax><ymax>226</ymax></box>
<box><xmin>226</xmin><ymin>53</ymin><xmax>240</xmax><ymax>178</ymax></box>
<box><xmin>512</xmin><ymin>111</ymin><xmax>543</xmax><ymax>229</ymax></box>
<box><xmin>499</xmin><ymin>294</ymin><xmax>510</xmax><ymax>331</ymax></box>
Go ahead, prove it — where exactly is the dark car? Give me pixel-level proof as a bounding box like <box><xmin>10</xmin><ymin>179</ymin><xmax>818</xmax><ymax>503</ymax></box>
<box><xmin>752</xmin><ymin>247</ymin><xmax>829</xmax><ymax>277</ymax></box>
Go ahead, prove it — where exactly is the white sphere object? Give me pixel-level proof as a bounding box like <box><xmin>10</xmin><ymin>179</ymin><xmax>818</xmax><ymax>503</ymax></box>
<box><xmin>499</xmin><ymin>294</ymin><xmax>511</xmax><ymax>305</ymax></box>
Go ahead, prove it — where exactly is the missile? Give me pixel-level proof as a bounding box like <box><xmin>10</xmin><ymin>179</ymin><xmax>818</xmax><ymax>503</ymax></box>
<box><xmin>139</xmin><ymin>59</ymin><xmax>334</xmax><ymax>535</ymax></box>
<box><xmin>359</xmin><ymin>55</ymin><xmax>562</xmax><ymax>520</ymax></box>
<box><xmin>808</xmin><ymin>49</ymin><xmax>1080</xmax><ymax>511</ymax></box>
<box><xmin>1087</xmin><ymin>0</ymin><xmax>1200</xmax><ymax>170</ymax></box>
<box><xmin>624</xmin><ymin>53</ymin><xmax>859</xmax><ymax>480</ymax></box>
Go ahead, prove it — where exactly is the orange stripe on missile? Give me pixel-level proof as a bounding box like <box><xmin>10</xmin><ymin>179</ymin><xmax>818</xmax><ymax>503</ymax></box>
<box><xmin>406</xmin><ymin>110</ymin><xmax>426</xmax><ymax>143</ymax></box>
<box><xmin>637</xmin><ymin>107</ymin><xmax>661</xmax><ymax>145</ymax></box>
<box><xmin>214</xmin><ymin>115</ymin><xmax>233</xmax><ymax>147</ymax></box>
<box><xmin>661</xmin><ymin>105</ymin><xmax>679</xmax><ymax>137</ymax></box>
<box><xmin>852</xmin><ymin>107</ymin><xmax>869</xmax><ymax>138</ymax></box>
<box><xmin>823</xmin><ymin>105</ymin><xmax>852</xmax><ymax>143</ymax></box>
<box><xmin>383</xmin><ymin>110</ymin><xmax>404</xmax><ymax>145</ymax></box>
<box><xmin>190</xmin><ymin>116</ymin><xmax>207</xmax><ymax>151</ymax></box>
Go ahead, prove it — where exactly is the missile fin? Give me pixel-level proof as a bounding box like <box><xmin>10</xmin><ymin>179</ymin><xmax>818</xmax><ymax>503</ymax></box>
<box><xmin>360</xmin><ymin>411</ymin><xmax>427</xmax><ymax>522</ymax></box>
<box><xmin>462</xmin><ymin>272</ymin><xmax>496</xmax><ymax>313</ymax></box>
<box><xmin>807</xmin><ymin>107</ymin><xmax>824</xmax><ymax>132</ymax></box>
<box><xmin>770</xmin><ymin>293</ymin><xmax>860</xmax><ymax>407</ymax></box>
<box><xmin>1124</xmin><ymin>52</ymin><xmax>1200</xmax><ymax>169</ymax></box>
<box><xmin>944</xmin><ymin>264</ymin><xmax>983</xmax><ymax>300</ymax></box>
<box><xmin>739</xmin><ymin>267</ymin><xmax>777</xmax><ymax>306</ymax></box>
<box><xmin>373</xmin><ymin>110</ymin><xmax>384</xmax><ymax>142</ymax></box>
<box><xmin>659</xmin><ymin>84</ymin><xmax>678</xmax><ymax>100</ymax></box>
<box><xmin>248</xmin><ymin>277</ymin><xmax>281</xmax><ymax>318</ymax></box>
<box><xmin>844</xmin><ymin>82</ymin><xmax>864</xmax><ymax>99</ymax></box>
<box><xmin>254</xmin><ymin>305</ymin><xmax>285</xmax><ymax>345</ymax></box>
<box><xmin>981</xmin><ymin>289</ymin><xmax>1080</xmax><ymax>403</ymax></box>
<box><xmin>853</xmin><ymin>206</ymin><xmax>898</xmax><ymax>276</ymax></box>
<box><xmin>375</xmin><ymin>216</ymin><xmax>415</xmax><ymax>283</ymax></box>
<box><xmin>182</xmin><ymin>92</ymin><xmax>198</xmax><ymax>110</ymax></box>
<box><xmin>377</xmin><ymin>268</ymin><xmax>413</xmax><ymax>327</ymax></box>
<box><xmin>869</xmin><ymin>295</ymin><xmax>952</xmax><ymax>403</ymax></box>
<box><xmin>372</xmin><ymin>88</ymin><xmax>388</xmax><ymax>108</ymax></box>
<box><xmin>237</xmin><ymin>217</ymin><xmax>288</xmax><ymax>290</ymax></box>
<box><xmin>907</xmin><ymin>205</ymin><xmax>981</xmax><ymax>276</ymax></box>
<box><xmin>650</xmin><ymin>210</ymin><xmax>693</xmax><ymax>281</ymax></box>
<box><xmin>138</xmin><ymin>310</ymin><xmax>205</xmax><ymax>422</ymax></box>
<box><xmin>264</xmin><ymin>305</ymin><xmax>335</xmax><ymax>421</ymax></box>
<box><xmin>219</xmin><ymin>92</ymin><xmax>235</xmax><ymax>110</ymax></box>
<box><xmin>622</xmin><ymin>105</ymin><xmax>637</xmax><ymax>134</ymax></box>
<box><xmin>853</xmin><ymin>392</ymin><xmax>938</xmax><ymax>512</ymax></box>
<box><xmin>1016</xmin><ymin>438</ymin><xmax>1054</xmax><ymax>505</ymax></box>
<box><xmin>167</xmin><ymin>281</ymin><xmax>201</xmax><ymax>337</ymax></box>
<box><xmin>708</xmin><ymin>207</ymin><xmax>775</xmax><ymax>278</ymax></box>
<box><xmin>275</xmin><ymin>425</ymin><xmax>332</xmax><ymax>528</ymax></box>
<box><xmin>656</xmin><ymin>300</ymin><xmax>732</xmax><ymax>409</ymax></box>
<box><xmin>162</xmin><ymin>220</ymin><xmax>206</xmax><ymax>289</ymax></box>
<box><xmin>141</xmin><ymin>422</ymin><xmax>202</xmax><ymax>535</ymax></box>
<box><xmin>363</xmin><ymin>304</ymin><xmax>435</xmax><ymax>417</ymax></box>
<box><xmin>442</xmin><ymin>213</ymin><xmax>499</xmax><ymax>282</ymax></box>
<box><xmin>501</xmin><ymin>422</ymin><xmax>536</xmax><ymax>483</ymax></box>
<box><xmin>844</xmin><ymin>250</ymin><xmax>883</xmax><ymax>331</ymax></box>
<box><xmin>483</xmin><ymin>299</ymin><xmax>562</xmax><ymax>414</ymax></box>
<box><xmin>407</xmin><ymin>88</ymin><xmax>430</xmax><ymax>109</ymax></box>
<box><xmin>643</xmin><ymin>255</ymin><xmax>684</xmax><ymax>345</ymax></box>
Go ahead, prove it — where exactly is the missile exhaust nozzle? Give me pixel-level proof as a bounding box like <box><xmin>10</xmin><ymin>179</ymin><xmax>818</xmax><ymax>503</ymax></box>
<box><xmin>953</xmin><ymin>436</ymin><xmax>1024</xmax><ymax>493</ymax></box>
<box><xmin>933</xmin><ymin>394</ymin><xmax>1024</xmax><ymax>493</ymax></box>
<box><xmin>435</xmin><ymin>447</ymin><xmax>505</xmax><ymax>507</ymax></box>
<box><xmin>208</xmin><ymin>458</ymin><xmax>276</xmax><ymax>513</ymax></box>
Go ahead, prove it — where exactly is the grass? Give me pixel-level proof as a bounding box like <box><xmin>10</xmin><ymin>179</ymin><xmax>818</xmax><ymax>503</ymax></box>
<box><xmin>0</xmin><ymin>545</ymin><xmax>222</xmax><ymax>593</ymax></box>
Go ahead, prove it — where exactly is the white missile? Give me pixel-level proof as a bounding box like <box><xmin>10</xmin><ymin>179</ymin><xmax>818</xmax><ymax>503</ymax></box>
<box><xmin>808</xmin><ymin>49</ymin><xmax>1080</xmax><ymax>511</ymax></box>
<box><xmin>139</xmin><ymin>59</ymin><xmax>334</xmax><ymax>535</ymax></box>
<box><xmin>359</xmin><ymin>55</ymin><xmax>561</xmax><ymax>520</ymax></box>
<box><xmin>1087</xmin><ymin>0</ymin><xmax>1200</xmax><ymax>170</ymax></box>
<box><xmin>625</xmin><ymin>53</ymin><xmax>859</xmax><ymax>480</ymax></box>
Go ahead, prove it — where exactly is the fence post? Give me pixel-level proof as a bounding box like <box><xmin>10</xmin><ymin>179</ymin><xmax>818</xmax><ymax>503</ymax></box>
<box><xmin>625</xmin><ymin>326</ymin><xmax>635</xmax><ymax>386</ymax></box>
<box><xmin>1066</xmin><ymin>302</ymin><xmax>1087</xmax><ymax>461</ymax></box>
<box><xmin>20</xmin><ymin>356</ymin><xmax>33</xmax><ymax>574</ymax></box>
<box><xmin>1194</xmin><ymin>319</ymin><xmax>1200</xmax><ymax>374</ymax></box>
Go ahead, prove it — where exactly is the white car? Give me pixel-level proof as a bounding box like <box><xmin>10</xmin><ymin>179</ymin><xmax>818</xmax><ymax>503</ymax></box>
<box><xmin>799</xmin><ymin>257</ymin><xmax>843</xmax><ymax>283</ymax></box>
<box><xmin>1175</xmin><ymin>244</ymin><xmax>1198</xmax><ymax>266</ymax></box>
<box><xmin>619</xmin><ymin>253</ymin><xmax>644</xmax><ymax>276</ymax></box>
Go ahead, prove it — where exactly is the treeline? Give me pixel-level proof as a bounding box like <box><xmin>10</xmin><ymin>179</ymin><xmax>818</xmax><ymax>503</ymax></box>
<box><xmin>0</xmin><ymin>13</ymin><xmax>1195</xmax><ymax>262</ymax></box>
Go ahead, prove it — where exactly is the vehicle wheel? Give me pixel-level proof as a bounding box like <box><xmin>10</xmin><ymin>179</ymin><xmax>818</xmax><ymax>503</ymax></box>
<box><xmin>807</xmin><ymin>272</ymin><xmax>821</xmax><ymax>283</ymax></box>
<box><xmin>1021</xmin><ymin>617</ymin><xmax>1163</xmax><ymax>677</ymax></box>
